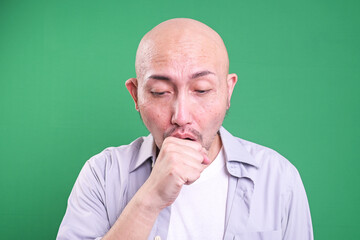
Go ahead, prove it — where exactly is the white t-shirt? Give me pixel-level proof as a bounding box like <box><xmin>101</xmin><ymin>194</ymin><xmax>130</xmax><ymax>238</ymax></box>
<box><xmin>167</xmin><ymin>147</ymin><xmax>229</xmax><ymax>240</ymax></box>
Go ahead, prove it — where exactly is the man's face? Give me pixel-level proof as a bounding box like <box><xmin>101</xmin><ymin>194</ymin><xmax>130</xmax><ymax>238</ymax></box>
<box><xmin>127</xmin><ymin>27</ymin><xmax>237</xmax><ymax>155</ymax></box>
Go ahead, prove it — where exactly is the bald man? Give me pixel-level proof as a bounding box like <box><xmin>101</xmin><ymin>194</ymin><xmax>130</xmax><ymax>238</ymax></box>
<box><xmin>57</xmin><ymin>19</ymin><xmax>313</xmax><ymax>240</ymax></box>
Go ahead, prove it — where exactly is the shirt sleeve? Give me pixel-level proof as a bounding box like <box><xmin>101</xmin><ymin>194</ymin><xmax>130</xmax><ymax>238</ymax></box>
<box><xmin>57</xmin><ymin>160</ymin><xmax>109</xmax><ymax>240</ymax></box>
<box><xmin>281</xmin><ymin>164</ymin><xmax>314</xmax><ymax>240</ymax></box>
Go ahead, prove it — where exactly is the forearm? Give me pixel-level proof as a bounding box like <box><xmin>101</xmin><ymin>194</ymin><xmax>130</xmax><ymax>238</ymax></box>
<box><xmin>102</xmin><ymin>183</ymin><xmax>161</xmax><ymax>240</ymax></box>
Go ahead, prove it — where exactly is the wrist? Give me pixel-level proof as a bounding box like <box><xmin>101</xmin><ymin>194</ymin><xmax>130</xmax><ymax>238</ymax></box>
<box><xmin>134</xmin><ymin>182</ymin><xmax>164</xmax><ymax>218</ymax></box>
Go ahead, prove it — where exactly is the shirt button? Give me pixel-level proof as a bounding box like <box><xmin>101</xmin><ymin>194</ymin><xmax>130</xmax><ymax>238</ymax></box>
<box><xmin>154</xmin><ymin>236</ymin><xmax>161</xmax><ymax>240</ymax></box>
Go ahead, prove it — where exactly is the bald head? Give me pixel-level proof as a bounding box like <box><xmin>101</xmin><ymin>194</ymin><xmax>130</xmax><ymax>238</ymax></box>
<box><xmin>126</xmin><ymin>18</ymin><xmax>237</xmax><ymax>154</ymax></box>
<box><xmin>135</xmin><ymin>18</ymin><xmax>229</xmax><ymax>81</ymax></box>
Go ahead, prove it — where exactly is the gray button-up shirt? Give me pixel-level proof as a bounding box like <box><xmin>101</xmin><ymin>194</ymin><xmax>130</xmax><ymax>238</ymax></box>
<box><xmin>57</xmin><ymin>127</ymin><xmax>313</xmax><ymax>240</ymax></box>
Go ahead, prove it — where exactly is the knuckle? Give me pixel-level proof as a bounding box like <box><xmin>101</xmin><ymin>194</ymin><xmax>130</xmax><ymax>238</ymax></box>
<box><xmin>162</xmin><ymin>137</ymin><xmax>174</xmax><ymax>147</ymax></box>
<box><xmin>195</xmin><ymin>143</ymin><xmax>202</xmax><ymax>151</ymax></box>
<box><xmin>168</xmin><ymin>153</ymin><xmax>178</xmax><ymax>163</ymax></box>
<box><xmin>162</xmin><ymin>142</ymin><xmax>176</xmax><ymax>153</ymax></box>
<box><xmin>193</xmin><ymin>152</ymin><xmax>203</xmax><ymax>162</ymax></box>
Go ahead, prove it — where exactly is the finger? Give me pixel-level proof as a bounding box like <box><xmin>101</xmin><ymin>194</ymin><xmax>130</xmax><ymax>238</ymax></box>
<box><xmin>164</xmin><ymin>137</ymin><xmax>209</xmax><ymax>163</ymax></box>
<box><xmin>161</xmin><ymin>146</ymin><xmax>204</xmax><ymax>165</ymax></box>
<box><xmin>178</xmin><ymin>145</ymin><xmax>209</xmax><ymax>165</ymax></box>
<box><xmin>164</xmin><ymin>136</ymin><xmax>203</xmax><ymax>152</ymax></box>
<box><xmin>202</xmin><ymin>154</ymin><xmax>210</xmax><ymax>165</ymax></box>
<box><xmin>182</xmin><ymin>168</ymin><xmax>202</xmax><ymax>185</ymax></box>
<box><xmin>173</xmin><ymin>150</ymin><xmax>205</xmax><ymax>170</ymax></box>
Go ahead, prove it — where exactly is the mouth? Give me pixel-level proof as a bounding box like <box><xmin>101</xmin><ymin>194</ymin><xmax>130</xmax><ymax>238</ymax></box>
<box><xmin>164</xmin><ymin>127</ymin><xmax>202</xmax><ymax>143</ymax></box>
<box><xmin>184</xmin><ymin>137</ymin><xmax>195</xmax><ymax>141</ymax></box>
<box><xmin>171</xmin><ymin>133</ymin><xmax>197</xmax><ymax>141</ymax></box>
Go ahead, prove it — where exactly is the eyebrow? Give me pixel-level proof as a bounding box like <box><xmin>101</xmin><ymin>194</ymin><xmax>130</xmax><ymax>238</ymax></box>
<box><xmin>191</xmin><ymin>70</ymin><xmax>215</xmax><ymax>79</ymax></box>
<box><xmin>148</xmin><ymin>70</ymin><xmax>215</xmax><ymax>81</ymax></box>
<box><xmin>147</xmin><ymin>75</ymin><xmax>171</xmax><ymax>81</ymax></box>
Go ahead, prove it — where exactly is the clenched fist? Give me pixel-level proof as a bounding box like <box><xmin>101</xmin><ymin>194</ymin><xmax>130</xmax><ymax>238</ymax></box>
<box><xmin>142</xmin><ymin>137</ymin><xmax>210</xmax><ymax>210</ymax></box>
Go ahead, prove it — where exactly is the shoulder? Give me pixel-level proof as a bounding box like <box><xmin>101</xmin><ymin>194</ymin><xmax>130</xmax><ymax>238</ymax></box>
<box><xmin>79</xmin><ymin>136</ymin><xmax>147</xmax><ymax>184</ymax></box>
<box><xmin>88</xmin><ymin>137</ymin><xmax>145</xmax><ymax>168</ymax></box>
<box><xmin>240</xmin><ymin>138</ymin><xmax>296</xmax><ymax>170</ymax></box>
<box><xmin>229</xmin><ymin>133</ymin><xmax>301</xmax><ymax>186</ymax></box>
<box><xmin>230</xmin><ymin>135</ymin><xmax>305</xmax><ymax>200</ymax></box>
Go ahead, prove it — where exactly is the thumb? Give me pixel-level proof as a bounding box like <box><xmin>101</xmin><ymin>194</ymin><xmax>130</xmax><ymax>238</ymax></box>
<box><xmin>201</xmin><ymin>149</ymin><xmax>210</xmax><ymax>165</ymax></box>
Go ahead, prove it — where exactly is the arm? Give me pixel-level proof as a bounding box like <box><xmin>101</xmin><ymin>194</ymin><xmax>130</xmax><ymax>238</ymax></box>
<box><xmin>282</xmin><ymin>166</ymin><xmax>314</xmax><ymax>240</ymax></box>
<box><xmin>56</xmin><ymin>160</ymin><xmax>110</xmax><ymax>240</ymax></box>
<box><xmin>101</xmin><ymin>179</ymin><xmax>162</xmax><ymax>239</ymax></box>
<box><xmin>57</xmin><ymin>137</ymin><xmax>209</xmax><ymax>240</ymax></box>
<box><xmin>103</xmin><ymin>137</ymin><xmax>209</xmax><ymax>239</ymax></box>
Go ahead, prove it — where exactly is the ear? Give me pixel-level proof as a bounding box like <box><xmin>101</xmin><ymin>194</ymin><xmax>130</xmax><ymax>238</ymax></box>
<box><xmin>125</xmin><ymin>78</ymin><xmax>139</xmax><ymax>111</ymax></box>
<box><xmin>226</xmin><ymin>73</ymin><xmax>238</xmax><ymax>109</ymax></box>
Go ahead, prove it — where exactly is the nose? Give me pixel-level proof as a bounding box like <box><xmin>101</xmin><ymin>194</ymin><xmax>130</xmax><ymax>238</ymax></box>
<box><xmin>171</xmin><ymin>94</ymin><xmax>192</xmax><ymax>126</ymax></box>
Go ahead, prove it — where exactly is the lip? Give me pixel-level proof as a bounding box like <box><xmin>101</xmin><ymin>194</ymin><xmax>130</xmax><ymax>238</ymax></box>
<box><xmin>171</xmin><ymin>132</ymin><xmax>197</xmax><ymax>141</ymax></box>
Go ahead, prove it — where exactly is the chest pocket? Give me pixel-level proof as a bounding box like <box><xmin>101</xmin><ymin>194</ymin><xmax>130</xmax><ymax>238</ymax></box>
<box><xmin>233</xmin><ymin>230</ymin><xmax>282</xmax><ymax>240</ymax></box>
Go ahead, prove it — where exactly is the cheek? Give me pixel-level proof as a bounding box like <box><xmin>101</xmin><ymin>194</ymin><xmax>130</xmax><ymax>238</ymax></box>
<box><xmin>139</xmin><ymin>103</ymin><xmax>172</xmax><ymax>149</ymax></box>
<box><xmin>197</xmin><ymin>92</ymin><xmax>227</xmax><ymax>114</ymax></box>
<box><xmin>195</xmin><ymin>97</ymin><xmax>227</xmax><ymax>127</ymax></box>
<box><xmin>139</xmin><ymin>101</ymin><xmax>170</xmax><ymax>130</ymax></box>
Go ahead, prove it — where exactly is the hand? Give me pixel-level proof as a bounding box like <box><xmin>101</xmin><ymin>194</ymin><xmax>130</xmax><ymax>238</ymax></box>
<box><xmin>142</xmin><ymin>137</ymin><xmax>210</xmax><ymax>210</ymax></box>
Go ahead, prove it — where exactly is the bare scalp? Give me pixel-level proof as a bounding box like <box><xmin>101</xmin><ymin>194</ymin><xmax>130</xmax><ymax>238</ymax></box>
<box><xmin>135</xmin><ymin>18</ymin><xmax>229</xmax><ymax>82</ymax></box>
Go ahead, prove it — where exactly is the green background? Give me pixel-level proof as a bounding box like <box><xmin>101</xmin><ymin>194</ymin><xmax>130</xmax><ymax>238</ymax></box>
<box><xmin>1</xmin><ymin>0</ymin><xmax>359</xmax><ymax>239</ymax></box>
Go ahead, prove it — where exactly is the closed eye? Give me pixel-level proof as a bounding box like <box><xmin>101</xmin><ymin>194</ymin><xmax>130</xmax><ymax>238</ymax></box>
<box><xmin>195</xmin><ymin>89</ymin><xmax>211</xmax><ymax>94</ymax></box>
<box><xmin>151</xmin><ymin>91</ymin><xmax>168</xmax><ymax>96</ymax></box>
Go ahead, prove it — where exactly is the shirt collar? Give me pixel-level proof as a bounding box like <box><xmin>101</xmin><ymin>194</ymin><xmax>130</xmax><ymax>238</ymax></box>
<box><xmin>129</xmin><ymin>134</ymin><xmax>156</xmax><ymax>173</ymax></box>
<box><xmin>219</xmin><ymin>126</ymin><xmax>259</xmax><ymax>168</ymax></box>
<box><xmin>219</xmin><ymin>126</ymin><xmax>260</xmax><ymax>182</ymax></box>
<box><xmin>129</xmin><ymin>127</ymin><xmax>260</xmax><ymax>176</ymax></box>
